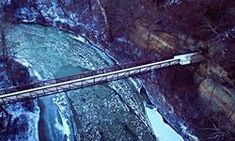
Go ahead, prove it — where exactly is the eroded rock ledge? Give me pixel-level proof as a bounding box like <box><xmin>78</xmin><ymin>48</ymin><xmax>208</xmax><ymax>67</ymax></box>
<box><xmin>0</xmin><ymin>0</ymin><xmax>234</xmax><ymax>140</ymax></box>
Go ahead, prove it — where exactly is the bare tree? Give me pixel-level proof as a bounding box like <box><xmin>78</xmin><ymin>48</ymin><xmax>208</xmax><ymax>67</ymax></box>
<box><xmin>0</xmin><ymin>26</ymin><xmax>9</xmax><ymax>71</ymax></box>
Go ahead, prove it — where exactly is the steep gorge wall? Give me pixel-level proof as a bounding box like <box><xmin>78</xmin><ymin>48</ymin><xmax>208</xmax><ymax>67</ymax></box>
<box><xmin>0</xmin><ymin>0</ymin><xmax>110</xmax><ymax>44</ymax></box>
<box><xmin>0</xmin><ymin>0</ymin><xmax>234</xmax><ymax>140</ymax></box>
<box><xmin>127</xmin><ymin>21</ymin><xmax>235</xmax><ymax>139</ymax></box>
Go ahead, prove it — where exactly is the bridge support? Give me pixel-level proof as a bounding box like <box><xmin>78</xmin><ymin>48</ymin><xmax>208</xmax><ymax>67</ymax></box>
<box><xmin>173</xmin><ymin>52</ymin><xmax>203</xmax><ymax>65</ymax></box>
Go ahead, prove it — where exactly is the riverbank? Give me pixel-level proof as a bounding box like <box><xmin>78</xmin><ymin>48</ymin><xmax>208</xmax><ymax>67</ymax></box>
<box><xmin>0</xmin><ymin>59</ymin><xmax>40</xmax><ymax>140</ymax></box>
<box><xmin>1</xmin><ymin>23</ymin><xmax>158</xmax><ymax>141</ymax></box>
<box><xmin>1</xmin><ymin>1</ymin><xmax>234</xmax><ymax>140</ymax></box>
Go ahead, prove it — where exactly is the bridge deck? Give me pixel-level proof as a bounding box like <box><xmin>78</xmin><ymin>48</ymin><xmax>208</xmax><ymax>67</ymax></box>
<box><xmin>0</xmin><ymin>52</ymin><xmax>203</xmax><ymax>105</ymax></box>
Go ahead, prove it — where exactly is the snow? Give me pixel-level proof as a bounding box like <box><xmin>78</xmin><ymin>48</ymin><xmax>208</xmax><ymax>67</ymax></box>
<box><xmin>169</xmin><ymin>0</ymin><xmax>180</xmax><ymax>5</ymax></box>
<box><xmin>70</xmin><ymin>34</ymin><xmax>88</xmax><ymax>43</ymax></box>
<box><xmin>128</xmin><ymin>77</ymin><xmax>142</xmax><ymax>92</ymax></box>
<box><xmin>55</xmin><ymin>110</ymin><xmax>71</xmax><ymax>141</ymax></box>
<box><xmin>5</xmin><ymin>102</ymin><xmax>40</xmax><ymax>141</ymax></box>
<box><xmin>116</xmin><ymin>37</ymin><xmax>128</xmax><ymax>43</ymax></box>
<box><xmin>4</xmin><ymin>58</ymin><xmax>41</xmax><ymax>141</ymax></box>
<box><xmin>145</xmin><ymin>106</ymin><xmax>184</xmax><ymax>141</ymax></box>
<box><xmin>180</xmin><ymin>123</ymin><xmax>199</xmax><ymax>141</ymax></box>
<box><xmin>6</xmin><ymin>23</ymin><xmax>185</xmax><ymax>141</ymax></box>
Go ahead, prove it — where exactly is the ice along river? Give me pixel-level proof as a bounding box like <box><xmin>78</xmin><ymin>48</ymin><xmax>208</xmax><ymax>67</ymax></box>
<box><xmin>2</xmin><ymin>24</ymin><xmax>183</xmax><ymax>141</ymax></box>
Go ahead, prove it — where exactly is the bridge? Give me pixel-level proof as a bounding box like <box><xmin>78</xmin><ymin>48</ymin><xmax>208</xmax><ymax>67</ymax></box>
<box><xmin>0</xmin><ymin>52</ymin><xmax>203</xmax><ymax>105</ymax></box>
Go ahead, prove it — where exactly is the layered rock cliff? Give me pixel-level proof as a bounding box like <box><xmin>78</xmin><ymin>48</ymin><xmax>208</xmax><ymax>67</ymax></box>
<box><xmin>0</xmin><ymin>0</ymin><xmax>234</xmax><ymax>140</ymax></box>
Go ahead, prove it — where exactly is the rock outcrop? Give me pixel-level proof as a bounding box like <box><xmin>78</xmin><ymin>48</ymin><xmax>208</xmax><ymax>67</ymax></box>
<box><xmin>0</xmin><ymin>0</ymin><xmax>234</xmax><ymax>140</ymax></box>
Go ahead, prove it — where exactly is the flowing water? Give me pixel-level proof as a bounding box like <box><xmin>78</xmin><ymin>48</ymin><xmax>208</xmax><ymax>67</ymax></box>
<box><xmin>3</xmin><ymin>24</ymin><xmax>152</xmax><ymax>141</ymax></box>
<box><xmin>0</xmin><ymin>23</ymin><xmax>183</xmax><ymax>141</ymax></box>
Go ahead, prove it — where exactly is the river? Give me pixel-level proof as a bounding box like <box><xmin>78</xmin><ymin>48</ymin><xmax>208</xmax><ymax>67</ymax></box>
<box><xmin>1</xmin><ymin>23</ymin><xmax>183</xmax><ymax>141</ymax></box>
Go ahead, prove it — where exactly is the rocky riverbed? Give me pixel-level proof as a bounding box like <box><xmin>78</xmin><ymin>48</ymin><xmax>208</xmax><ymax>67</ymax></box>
<box><xmin>0</xmin><ymin>23</ymin><xmax>159</xmax><ymax>141</ymax></box>
<box><xmin>0</xmin><ymin>0</ymin><xmax>235</xmax><ymax>140</ymax></box>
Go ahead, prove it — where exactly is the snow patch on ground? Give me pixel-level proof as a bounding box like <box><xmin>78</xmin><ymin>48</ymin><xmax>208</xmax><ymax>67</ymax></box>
<box><xmin>55</xmin><ymin>109</ymin><xmax>71</xmax><ymax>141</ymax></box>
<box><xmin>128</xmin><ymin>77</ymin><xmax>142</xmax><ymax>92</ymax></box>
<box><xmin>2</xmin><ymin>58</ymin><xmax>41</xmax><ymax>141</ymax></box>
<box><xmin>180</xmin><ymin>123</ymin><xmax>199</xmax><ymax>141</ymax></box>
<box><xmin>15</xmin><ymin>58</ymin><xmax>73</xmax><ymax>140</ymax></box>
<box><xmin>145</xmin><ymin>106</ymin><xmax>184</xmax><ymax>141</ymax></box>
<box><xmin>6</xmin><ymin>102</ymin><xmax>40</xmax><ymax>141</ymax></box>
<box><xmin>70</xmin><ymin>34</ymin><xmax>88</xmax><ymax>43</ymax></box>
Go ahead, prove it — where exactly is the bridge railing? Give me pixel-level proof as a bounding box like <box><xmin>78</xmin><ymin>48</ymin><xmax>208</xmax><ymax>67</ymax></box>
<box><xmin>0</xmin><ymin>58</ymin><xmax>181</xmax><ymax>105</ymax></box>
<box><xmin>0</xmin><ymin>52</ymin><xmax>205</xmax><ymax>105</ymax></box>
<box><xmin>0</xmin><ymin>56</ymin><xmax>161</xmax><ymax>96</ymax></box>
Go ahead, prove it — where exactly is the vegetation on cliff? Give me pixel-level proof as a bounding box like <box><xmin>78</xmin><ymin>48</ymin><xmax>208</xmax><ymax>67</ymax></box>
<box><xmin>0</xmin><ymin>0</ymin><xmax>234</xmax><ymax>140</ymax></box>
<box><xmin>100</xmin><ymin>0</ymin><xmax>235</xmax><ymax>140</ymax></box>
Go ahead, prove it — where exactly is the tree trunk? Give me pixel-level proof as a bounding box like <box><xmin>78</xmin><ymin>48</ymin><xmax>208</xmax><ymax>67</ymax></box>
<box><xmin>1</xmin><ymin>29</ymin><xmax>8</xmax><ymax>70</ymax></box>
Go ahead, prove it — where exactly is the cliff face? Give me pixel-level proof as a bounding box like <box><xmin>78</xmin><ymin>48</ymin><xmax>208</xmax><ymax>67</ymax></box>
<box><xmin>196</xmin><ymin>63</ymin><xmax>235</xmax><ymax>124</ymax></box>
<box><xmin>0</xmin><ymin>0</ymin><xmax>235</xmax><ymax>140</ymax></box>
<box><xmin>1</xmin><ymin>0</ymin><xmax>109</xmax><ymax>44</ymax></box>
<box><xmin>199</xmin><ymin>78</ymin><xmax>235</xmax><ymax>121</ymax></box>
<box><xmin>128</xmin><ymin>23</ymin><xmax>205</xmax><ymax>54</ymax></box>
<box><xmin>0</xmin><ymin>23</ymin><xmax>157</xmax><ymax>140</ymax></box>
<box><xmin>127</xmin><ymin>21</ymin><xmax>235</xmax><ymax>140</ymax></box>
